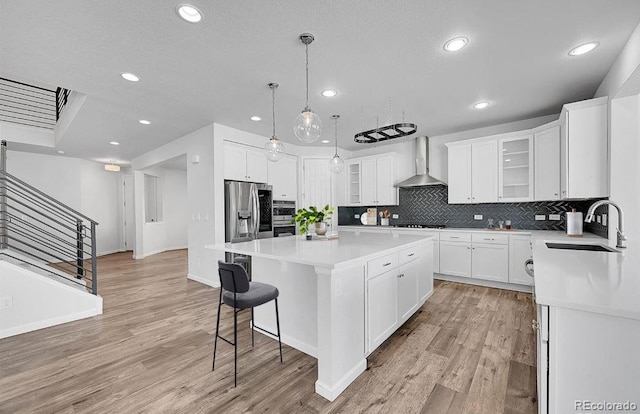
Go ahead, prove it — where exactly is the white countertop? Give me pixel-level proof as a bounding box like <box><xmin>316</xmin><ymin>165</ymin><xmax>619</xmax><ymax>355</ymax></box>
<box><xmin>532</xmin><ymin>236</ymin><xmax>640</xmax><ymax>321</ymax></box>
<box><xmin>206</xmin><ymin>232</ymin><xmax>433</xmax><ymax>270</ymax></box>
<box><xmin>338</xmin><ymin>225</ymin><xmax>604</xmax><ymax>240</ymax></box>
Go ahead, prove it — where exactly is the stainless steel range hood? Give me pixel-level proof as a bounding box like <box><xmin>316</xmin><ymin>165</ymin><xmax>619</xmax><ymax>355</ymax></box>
<box><xmin>396</xmin><ymin>136</ymin><xmax>443</xmax><ymax>187</ymax></box>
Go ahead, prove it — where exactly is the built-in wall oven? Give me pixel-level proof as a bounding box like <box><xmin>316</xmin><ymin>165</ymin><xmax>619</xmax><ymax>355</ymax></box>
<box><xmin>273</xmin><ymin>200</ymin><xmax>296</xmax><ymax>237</ymax></box>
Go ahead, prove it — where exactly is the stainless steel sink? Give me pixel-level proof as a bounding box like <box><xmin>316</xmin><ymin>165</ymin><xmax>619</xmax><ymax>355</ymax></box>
<box><xmin>545</xmin><ymin>242</ymin><xmax>620</xmax><ymax>253</ymax></box>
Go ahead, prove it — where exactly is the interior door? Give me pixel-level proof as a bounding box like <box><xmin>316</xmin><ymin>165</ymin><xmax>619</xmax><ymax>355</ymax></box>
<box><xmin>123</xmin><ymin>175</ymin><xmax>135</xmax><ymax>251</ymax></box>
<box><xmin>303</xmin><ymin>158</ymin><xmax>331</xmax><ymax>209</ymax></box>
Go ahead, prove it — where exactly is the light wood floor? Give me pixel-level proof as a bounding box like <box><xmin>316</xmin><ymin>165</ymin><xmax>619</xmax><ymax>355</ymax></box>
<box><xmin>0</xmin><ymin>250</ymin><xmax>537</xmax><ymax>413</ymax></box>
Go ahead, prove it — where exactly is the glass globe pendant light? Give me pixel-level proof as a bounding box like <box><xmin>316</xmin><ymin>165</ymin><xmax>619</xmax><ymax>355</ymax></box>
<box><xmin>264</xmin><ymin>82</ymin><xmax>285</xmax><ymax>162</ymax></box>
<box><xmin>293</xmin><ymin>33</ymin><xmax>322</xmax><ymax>143</ymax></box>
<box><xmin>329</xmin><ymin>115</ymin><xmax>345</xmax><ymax>173</ymax></box>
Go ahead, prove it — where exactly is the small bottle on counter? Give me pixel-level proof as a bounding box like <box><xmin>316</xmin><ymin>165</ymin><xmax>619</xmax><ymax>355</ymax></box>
<box><xmin>506</xmin><ymin>220</ymin><xmax>512</xmax><ymax>230</ymax></box>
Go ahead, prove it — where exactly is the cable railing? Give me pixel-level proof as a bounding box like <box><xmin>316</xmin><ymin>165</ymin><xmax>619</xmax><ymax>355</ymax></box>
<box><xmin>0</xmin><ymin>77</ymin><xmax>71</xmax><ymax>130</ymax></box>
<box><xmin>0</xmin><ymin>142</ymin><xmax>99</xmax><ymax>294</ymax></box>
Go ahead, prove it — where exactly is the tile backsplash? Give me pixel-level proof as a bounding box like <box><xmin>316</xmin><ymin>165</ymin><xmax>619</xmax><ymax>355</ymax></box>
<box><xmin>338</xmin><ymin>185</ymin><xmax>608</xmax><ymax>237</ymax></box>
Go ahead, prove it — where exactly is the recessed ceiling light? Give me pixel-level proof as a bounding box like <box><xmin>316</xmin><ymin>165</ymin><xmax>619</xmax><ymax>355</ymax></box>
<box><xmin>321</xmin><ymin>89</ymin><xmax>337</xmax><ymax>97</ymax></box>
<box><xmin>321</xmin><ymin>140</ymin><xmax>330</xmax><ymax>144</ymax></box>
<box><xmin>177</xmin><ymin>4</ymin><xmax>203</xmax><ymax>23</ymax></box>
<box><xmin>139</xmin><ymin>119</ymin><xmax>151</xmax><ymax>125</ymax></box>
<box><xmin>473</xmin><ymin>101</ymin><xmax>490</xmax><ymax>109</ymax></box>
<box><xmin>109</xmin><ymin>141</ymin><xmax>120</xmax><ymax>146</ymax></box>
<box><xmin>568</xmin><ymin>42</ymin><xmax>599</xmax><ymax>56</ymax></box>
<box><xmin>57</xmin><ymin>150</ymin><xmax>65</xmax><ymax>154</ymax></box>
<box><xmin>444</xmin><ymin>37</ymin><xmax>469</xmax><ymax>52</ymax></box>
<box><xmin>121</xmin><ymin>72</ymin><xmax>140</xmax><ymax>82</ymax></box>
<box><xmin>250</xmin><ymin>116</ymin><xmax>262</xmax><ymax>121</ymax></box>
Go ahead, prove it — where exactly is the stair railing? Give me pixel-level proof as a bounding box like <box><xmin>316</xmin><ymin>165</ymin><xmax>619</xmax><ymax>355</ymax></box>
<box><xmin>0</xmin><ymin>141</ymin><xmax>99</xmax><ymax>294</ymax></box>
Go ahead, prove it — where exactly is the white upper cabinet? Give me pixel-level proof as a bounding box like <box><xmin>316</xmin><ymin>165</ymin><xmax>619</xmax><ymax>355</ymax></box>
<box><xmin>534</xmin><ymin>125</ymin><xmax>561</xmax><ymax>201</ymax></box>
<box><xmin>472</xmin><ymin>141</ymin><xmax>498</xmax><ymax>203</ymax></box>
<box><xmin>560</xmin><ymin>97</ymin><xmax>609</xmax><ymax>199</ymax></box>
<box><xmin>447</xmin><ymin>144</ymin><xmax>472</xmax><ymax>204</ymax></box>
<box><xmin>268</xmin><ymin>154</ymin><xmax>298</xmax><ymax>201</ymax></box>
<box><xmin>447</xmin><ymin>141</ymin><xmax>497</xmax><ymax>204</ymax></box>
<box><xmin>347</xmin><ymin>154</ymin><xmax>397</xmax><ymax>206</ymax></box>
<box><xmin>223</xmin><ymin>142</ymin><xmax>268</xmax><ymax>183</ymax></box>
<box><xmin>375</xmin><ymin>155</ymin><xmax>396</xmax><ymax>205</ymax></box>
<box><xmin>498</xmin><ymin>134</ymin><xmax>533</xmax><ymax>202</ymax></box>
<box><xmin>361</xmin><ymin>158</ymin><xmax>377</xmax><ymax>205</ymax></box>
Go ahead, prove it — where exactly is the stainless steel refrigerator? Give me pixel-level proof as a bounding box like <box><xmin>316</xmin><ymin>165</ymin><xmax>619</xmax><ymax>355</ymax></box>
<box><xmin>224</xmin><ymin>181</ymin><xmax>273</xmax><ymax>242</ymax></box>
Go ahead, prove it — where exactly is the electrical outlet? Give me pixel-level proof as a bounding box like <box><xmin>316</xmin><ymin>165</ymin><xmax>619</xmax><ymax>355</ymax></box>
<box><xmin>602</xmin><ymin>214</ymin><xmax>607</xmax><ymax>226</ymax></box>
<box><xmin>535</xmin><ymin>215</ymin><xmax>546</xmax><ymax>221</ymax></box>
<box><xmin>354</xmin><ymin>214</ymin><xmax>360</xmax><ymax>219</ymax></box>
<box><xmin>392</xmin><ymin>214</ymin><xmax>399</xmax><ymax>219</ymax></box>
<box><xmin>549</xmin><ymin>214</ymin><xmax>561</xmax><ymax>221</ymax></box>
<box><xmin>474</xmin><ymin>215</ymin><xmax>483</xmax><ymax>220</ymax></box>
<box><xmin>0</xmin><ymin>296</ymin><xmax>13</xmax><ymax>310</ymax></box>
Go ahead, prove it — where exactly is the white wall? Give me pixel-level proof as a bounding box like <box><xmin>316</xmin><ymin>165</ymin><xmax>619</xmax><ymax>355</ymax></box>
<box><xmin>0</xmin><ymin>259</ymin><xmax>103</xmax><ymax>338</ymax></box>
<box><xmin>135</xmin><ymin>167</ymin><xmax>188</xmax><ymax>257</ymax></box>
<box><xmin>132</xmin><ymin>124</ymin><xmax>216</xmax><ymax>285</ymax></box>
<box><xmin>5</xmin><ymin>150</ymin><xmax>123</xmax><ymax>256</ymax></box>
<box><xmin>596</xmin><ymin>21</ymin><xmax>640</xmax><ymax>98</ymax></box>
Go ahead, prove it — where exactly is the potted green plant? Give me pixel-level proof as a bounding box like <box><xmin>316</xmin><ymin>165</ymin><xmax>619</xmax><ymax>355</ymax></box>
<box><xmin>292</xmin><ymin>205</ymin><xmax>335</xmax><ymax>239</ymax></box>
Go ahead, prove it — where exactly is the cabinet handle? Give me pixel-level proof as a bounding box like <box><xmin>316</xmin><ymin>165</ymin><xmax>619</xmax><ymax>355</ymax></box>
<box><xmin>450</xmin><ymin>236</ymin><xmax>459</xmax><ymax>239</ymax></box>
<box><xmin>467</xmin><ymin>197</ymin><xmax>470</xmax><ymax>200</ymax></box>
<box><xmin>383</xmin><ymin>262</ymin><xmax>392</xmax><ymax>267</ymax></box>
<box><xmin>467</xmin><ymin>247</ymin><xmax>470</xmax><ymax>250</ymax></box>
<box><xmin>397</xmin><ymin>273</ymin><xmax>404</xmax><ymax>278</ymax></box>
<box><xmin>554</xmin><ymin>193</ymin><xmax>558</xmax><ymax>196</ymax></box>
<box><xmin>484</xmin><ymin>238</ymin><xmax>494</xmax><ymax>241</ymax></box>
<box><xmin>408</xmin><ymin>253</ymin><xmax>415</xmax><ymax>257</ymax></box>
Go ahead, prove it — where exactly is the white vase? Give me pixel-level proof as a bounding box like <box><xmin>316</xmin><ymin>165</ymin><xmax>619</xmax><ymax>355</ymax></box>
<box><xmin>315</xmin><ymin>222</ymin><xmax>327</xmax><ymax>236</ymax></box>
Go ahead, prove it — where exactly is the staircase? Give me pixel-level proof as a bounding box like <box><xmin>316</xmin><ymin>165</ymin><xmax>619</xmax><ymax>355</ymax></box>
<box><xmin>0</xmin><ymin>140</ymin><xmax>102</xmax><ymax>338</ymax></box>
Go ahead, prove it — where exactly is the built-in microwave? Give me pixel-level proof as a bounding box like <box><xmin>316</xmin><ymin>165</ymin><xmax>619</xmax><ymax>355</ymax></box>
<box><xmin>273</xmin><ymin>200</ymin><xmax>296</xmax><ymax>236</ymax></box>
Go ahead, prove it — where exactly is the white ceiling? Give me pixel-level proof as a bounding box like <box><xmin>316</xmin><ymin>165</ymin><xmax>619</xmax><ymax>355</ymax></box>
<box><xmin>1</xmin><ymin>0</ymin><xmax>639</xmax><ymax>164</ymax></box>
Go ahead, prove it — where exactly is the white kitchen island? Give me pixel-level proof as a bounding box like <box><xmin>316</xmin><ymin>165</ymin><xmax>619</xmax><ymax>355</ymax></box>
<box><xmin>206</xmin><ymin>232</ymin><xmax>434</xmax><ymax>401</ymax></box>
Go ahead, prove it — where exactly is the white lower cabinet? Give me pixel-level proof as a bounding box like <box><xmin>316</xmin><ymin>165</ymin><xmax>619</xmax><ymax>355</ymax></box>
<box><xmin>536</xmin><ymin>304</ymin><xmax>640</xmax><ymax>414</ymax></box>
<box><xmin>367</xmin><ymin>268</ymin><xmax>398</xmax><ymax>352</ymax></box>
<box><xmin>397</xmin><ymin>261</ymin><xmax>419</xmax><ymax>323</ymax></box>
<box><xmin>439</xmin><ymin>241</ymin><xmax>471</xmax><ymax>277</ymax></box>
<box><xmin>471</xmin><ymin>243</ymin><xmax>509</xmax><ymax>282</ymax></box>
<box><xmin>366</xmin><ymin>243</ymin><xmax>433</xmax><ymax>354</ymax></box>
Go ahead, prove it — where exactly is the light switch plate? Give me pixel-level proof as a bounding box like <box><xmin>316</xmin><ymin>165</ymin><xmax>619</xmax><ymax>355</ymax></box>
<box><xmin>602</xmin><ymin>214</ymin><xmax>607</xmax><ymax>226</ymax></box>
<box><xmin>535</xmin><ymin>215</ymin><xmax>546</xmax><ymax>221</ymax></box>
<box><xmin>596</xmin><ymin>215</ymin><xmax>601</xmax><ymax>224</ymax></box>
<box><xmin>392</xmin><ymin>214</ymin><xmax>399</xmax><ymax>219</ymax></box>
<box><xmin>354</xmin><ymin>214</ymin><xmax>360</xmax><ymax>219</ymax></box>
<box><xmin>474</xmin><ymin>215</ymin><xmax>483</xmax><ymax>220</ymax></box>
<box><xmin>549</xmin><ymin>214</ymin><xmax>561</xmax><ymax>221</ymax></box>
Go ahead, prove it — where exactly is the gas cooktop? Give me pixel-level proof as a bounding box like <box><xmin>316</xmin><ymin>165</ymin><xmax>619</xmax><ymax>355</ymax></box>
<box><xmin>394</xmin><ymin>224</ymin><xmax>447</xmax><ymax>229</ymax></box>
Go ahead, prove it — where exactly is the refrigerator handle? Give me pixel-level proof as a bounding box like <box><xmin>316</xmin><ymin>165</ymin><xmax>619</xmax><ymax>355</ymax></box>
<box><xmin>251</xmin><ymin>184</ymin><xmax>259</xmax><ymax>239</ymax></box>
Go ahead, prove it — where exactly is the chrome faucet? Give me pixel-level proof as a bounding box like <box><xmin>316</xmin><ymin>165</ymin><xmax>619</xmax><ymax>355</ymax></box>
<box><xmin>585</xmin><ymin>200</ymin><xmax>627</xmax><ymax>248</ymax></box>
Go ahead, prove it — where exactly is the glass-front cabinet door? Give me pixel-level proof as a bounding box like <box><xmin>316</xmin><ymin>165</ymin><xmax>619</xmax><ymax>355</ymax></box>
<box><xmin>498</xmin><ymin>134</ymin><xmax>534</xmax><ymax>202</ymax></box>
<box><xmin>347</xmin><ymin>161</ymin><xmax>361</xmax><ymax>205</ymax></box>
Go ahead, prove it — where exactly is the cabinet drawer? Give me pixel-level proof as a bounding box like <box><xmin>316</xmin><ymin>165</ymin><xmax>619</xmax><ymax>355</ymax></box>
<box><xmin>398</xmin><ymin>246</ymin><xmax>420</xmax><ymax>266</ymax></box>
<box><xmin>368</xmin><ymin>254</ymin><xmax>398</xmax><ymax>279</ymax></box>
<box><xmin>440</xmin><ymin>232</ymin><xmax>472</xmax><ymax>242</ymax></box>
<box><xmin>471</xmin><ymin>233</ymin><xmax>509</xmax><ymax>245</ymax></box>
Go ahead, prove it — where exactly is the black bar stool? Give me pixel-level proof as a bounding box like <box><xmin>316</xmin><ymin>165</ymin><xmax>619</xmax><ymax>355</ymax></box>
<box><xmin>212</xmin><ymin>261</ymin><xmax>283</xmax><ymax>386</ymax></box>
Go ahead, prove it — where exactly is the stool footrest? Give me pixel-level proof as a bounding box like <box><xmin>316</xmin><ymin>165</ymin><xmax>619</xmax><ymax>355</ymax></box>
<box><xmin>252</xmin><ymin>324</ymin><xmax>279</xmax><ymax>338</ymax></box>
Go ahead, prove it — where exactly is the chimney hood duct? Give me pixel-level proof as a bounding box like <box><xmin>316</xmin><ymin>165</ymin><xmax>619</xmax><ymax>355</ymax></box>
<box><xmin>395</xmin><ymin>136</ymin><xmax>443</xmax><ymax>187</ymax></box>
